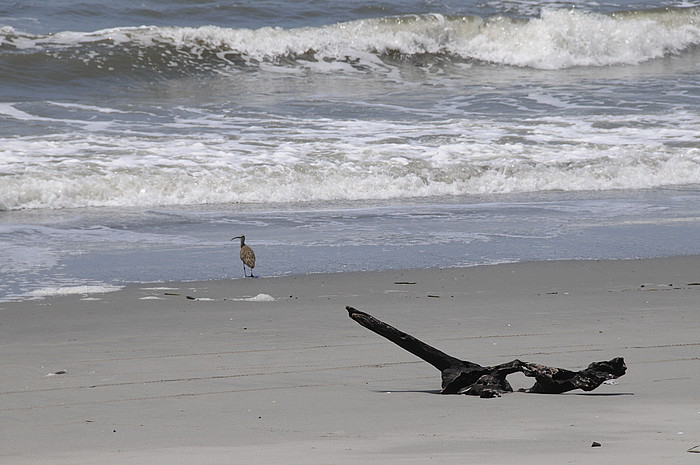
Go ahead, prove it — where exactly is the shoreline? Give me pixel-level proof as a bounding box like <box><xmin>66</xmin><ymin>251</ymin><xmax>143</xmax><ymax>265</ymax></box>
<box><xmin>5</xmin><ymin>252</ymin><xmax>700</xmax><ymax>303</ymax></box>
<box><xmin>1</xmin><ymin>256</ymin><xmax>699</xmax><ymax>464</ymax></box>
<box><xmin>3</xmin><ymin>186</ymin><xmax>700</xmax><ymax>302</ymax></box>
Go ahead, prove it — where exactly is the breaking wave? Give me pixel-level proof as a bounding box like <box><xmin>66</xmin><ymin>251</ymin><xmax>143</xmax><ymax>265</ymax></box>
<box><xmin>1</xmin><ymin>6</ymin><xmax>700</xmax><ymax>79</ymax></box>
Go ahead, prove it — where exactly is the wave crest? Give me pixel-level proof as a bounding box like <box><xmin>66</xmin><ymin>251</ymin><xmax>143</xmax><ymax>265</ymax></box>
<box><xmin>2</xmin><ymin>7</ymin><xmax>700</xmax><ymax>72</ymax></box>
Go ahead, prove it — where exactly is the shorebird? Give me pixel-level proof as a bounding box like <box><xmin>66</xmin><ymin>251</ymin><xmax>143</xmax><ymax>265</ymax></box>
<box><xmin>231</xmin><ymin>235</ymin><xmax>256</xmax><ymax>277</ymax></box>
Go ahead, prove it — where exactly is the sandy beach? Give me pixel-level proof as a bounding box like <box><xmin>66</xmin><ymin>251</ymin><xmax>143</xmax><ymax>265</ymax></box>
<box><xmin>1</xmin><ymin>256</ymin><xmax>698</xmax><ymax>464</ymax></box>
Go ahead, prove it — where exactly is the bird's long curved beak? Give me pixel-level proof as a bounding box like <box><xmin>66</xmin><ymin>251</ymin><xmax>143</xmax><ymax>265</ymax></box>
<box><xmin>231</xmin><ymin>236</ymin><xmax>242</xmax><ymax>240</ymax></box>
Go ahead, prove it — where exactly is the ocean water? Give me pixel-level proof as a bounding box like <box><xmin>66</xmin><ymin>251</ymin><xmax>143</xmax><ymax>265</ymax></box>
<box><xmin>1</xmin><ymin>0</ymin><xmax>700</xmax><ymax>300</ymax></box>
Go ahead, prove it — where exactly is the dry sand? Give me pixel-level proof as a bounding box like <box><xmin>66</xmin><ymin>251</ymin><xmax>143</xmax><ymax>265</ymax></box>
<box><xmin>1</xmin><ymin>256</ymin><xmax>699</xmax><ymax>464</ymax></box>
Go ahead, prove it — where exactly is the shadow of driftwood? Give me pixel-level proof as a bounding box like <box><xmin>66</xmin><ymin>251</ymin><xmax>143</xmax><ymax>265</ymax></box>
<box><xmin>370</xmin><ymin>389</ymin><xmax>443</xmax><ymax>395</ymax></box>
<box><xmin>576</xmin><ymin>392</ymin><xmax>635</xmax><ymax>396</ymax></box>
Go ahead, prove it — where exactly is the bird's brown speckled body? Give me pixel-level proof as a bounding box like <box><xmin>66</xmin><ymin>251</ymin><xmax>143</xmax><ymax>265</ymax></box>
<box><xmin>231</xmin><ymin>235</ymin><xmax>255</xmax><ymax>277</ymax></box>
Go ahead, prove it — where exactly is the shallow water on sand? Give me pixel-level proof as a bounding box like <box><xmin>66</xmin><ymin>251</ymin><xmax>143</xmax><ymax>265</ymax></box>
<box><xmin>2</xmin><ymin>187</ymin><xmax>700</xmax><ymax>301</ymax></box>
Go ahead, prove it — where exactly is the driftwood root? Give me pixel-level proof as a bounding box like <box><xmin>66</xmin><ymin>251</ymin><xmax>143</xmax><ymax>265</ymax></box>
<box><xmin>346</xmin><ymin>306</ymin><xmax>626</xmax><ymax>397</ymax></box>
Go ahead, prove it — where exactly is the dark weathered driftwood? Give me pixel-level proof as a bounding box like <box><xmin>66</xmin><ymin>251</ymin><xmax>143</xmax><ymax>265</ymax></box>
<box><xmin>346</xmin><ymin>306</ymin><xmax>626</xmax><ymax>398</ymax></box>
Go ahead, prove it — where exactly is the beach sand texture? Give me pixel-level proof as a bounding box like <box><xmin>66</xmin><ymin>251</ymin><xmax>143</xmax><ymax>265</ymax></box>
<box><xmin>1</xmin><ymin>257</ymin><xmax>698</xmax><ymax>464</ymax></box>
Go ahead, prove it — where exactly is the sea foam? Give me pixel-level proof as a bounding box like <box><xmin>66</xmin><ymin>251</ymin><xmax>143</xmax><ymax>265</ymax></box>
<box><xmin>26</xmin><ymin>285</ymin><xmax>123</xmax><ymax>298</ymax></box>
<box><xmin>1</xmin><ymin>109</ymin><xmax>699</xmax><ymax>210</ymax></box>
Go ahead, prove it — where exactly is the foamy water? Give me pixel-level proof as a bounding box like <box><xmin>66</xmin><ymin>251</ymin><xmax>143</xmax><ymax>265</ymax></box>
<box><xmin>27</xmin><ymin>285</ymin><xmax>122</xmax><ymax>298</ymax></box>
<box><xmin>1</xmin><ymin>103</ymin><xmax>699</xmax><ymax>210</ymax></box>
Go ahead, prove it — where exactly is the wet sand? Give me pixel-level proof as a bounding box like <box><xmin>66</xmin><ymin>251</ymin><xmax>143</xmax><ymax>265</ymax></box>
<box><xmin>1</xmin><ymin>256</ymin><xmax>698</xmax><ymax>464</ymax></box>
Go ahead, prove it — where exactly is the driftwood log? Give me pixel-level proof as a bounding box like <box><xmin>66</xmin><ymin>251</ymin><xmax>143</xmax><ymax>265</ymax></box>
<box><xmin>346</xmin><ymin>306</ymin><xmax>626</xmax><ymax>398</ymax></box>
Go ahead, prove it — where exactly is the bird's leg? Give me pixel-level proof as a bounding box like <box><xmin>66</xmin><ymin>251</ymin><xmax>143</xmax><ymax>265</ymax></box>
<box><xmin>243</xmin><ymin>265</ymin><xmax>248</xmax><ymax>277</ymax></box>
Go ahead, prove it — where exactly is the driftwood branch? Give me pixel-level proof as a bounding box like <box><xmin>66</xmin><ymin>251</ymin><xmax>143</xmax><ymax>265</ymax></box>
<box><xmin>346</xmin><ymin>306</ymin><xmax>626</xmax><ymax>398</ymax></box>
